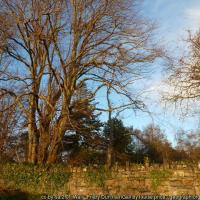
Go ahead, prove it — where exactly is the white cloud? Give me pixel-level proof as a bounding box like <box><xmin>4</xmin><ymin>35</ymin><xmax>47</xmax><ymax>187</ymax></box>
<box><xmin>138</xmin><ymin>77</ymin><xmax>172</xmax><ymax>103</ymax></box>
<box><xmin>185</xmin><ymin>8</ymin><xmax>200</xmax><ymax>27</ymax></box>
<box><xmin>186</xmin><ymin>8</ymin><xmax>200</xmax><ymax>20</ymax></box>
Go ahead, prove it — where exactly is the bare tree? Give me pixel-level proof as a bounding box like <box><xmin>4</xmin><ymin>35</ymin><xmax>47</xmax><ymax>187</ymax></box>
<box><xmin>0</xmin><ymin>0</ymin><xmax>161</xmax><ymax>164</ymax></box>
<box><xmin>127</xmin><ymin>125</ymin><xmax>172</xmax><ymax>164</ymax></box>
<box><xmin>97</xmin><ymin>80</ymin><xmax>146</xmax><ymax>168</ymax></box>
<box><xmin>175</xmin><ymin>130</ymin><xmax>200</xmax><ymax>161</ymax></box>
<box><xmin>166</xmin><ymin>30</ymin><xmax>200</xmax><ymax>114</ymax></box>
<box><xmin>0</xmin><ymin>89</ymin><xmax>24</xmax><ymax>161</ymax></box>
<box><xmin>163</xmin><ymin>30</ymin><xmax>200</xmax><ymax>161</ymax></box>
<box><xmin>0</xmin><ymin>51</ymin><xmax>23</xmax><ymax>161</ymax></box>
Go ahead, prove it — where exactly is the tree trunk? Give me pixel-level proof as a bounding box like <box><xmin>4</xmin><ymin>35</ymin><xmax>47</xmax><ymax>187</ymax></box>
<box><xmin>38</xmin><ymin>127</ymin><xmax>50</xmax><ymax>164</ymax></box>
<box><xmin>27</xmin><ymin>123</ymin><xmax>39</xmax><ymax>164</ymax></box>
<box><xmin>106</xmin><ymin>86</ymin><xmax>114</xmax><ymax>168</ymax></box>
<box><xmin>47</xmin><ymin>117</ymin><xmax>67</xmax><ymax>164</ymax></box>
<box><xmin>47</xmin><ymin>141</ymin><xmax>60</xmax><ymax>164</ymax></box>
<box><xmin>106</xmin><ymin>144</ymin><xmax>113</xmax><ymax>168</ymax></box>
<box><xmin>27</xmin><ymin>91</ymin><xmax>40</xmax><ymax>164</ymax></box>
<box><xmin>47</xmin><ymin>131</ymin><xmax>63</xmax><ymax>164</ymax></box>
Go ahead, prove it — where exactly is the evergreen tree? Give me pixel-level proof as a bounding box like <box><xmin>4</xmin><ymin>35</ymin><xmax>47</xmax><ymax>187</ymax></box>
<box><xmin>60</xmin><ymin>83</ymin><xmax>103</xmax><ymax>163</ymax></box>
<box><xmin>103</xmin><ymin>118</ymin><xmax>134</xmax><ymax>164</ymax></box>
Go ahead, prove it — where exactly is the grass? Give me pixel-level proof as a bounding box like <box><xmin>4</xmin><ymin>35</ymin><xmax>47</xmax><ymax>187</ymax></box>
<box><xmin>84</xmin><ymin>165</ymin><xmax>111</xmax><ymax>188</ymax></box>
<box><xmin>0</xmin><ymin>162</ymin><xmax>71</xmax><ymax>196</ymax></box>
<box><xmin>150</xmin><ymin>169</ymin><xmax>172</xmax><ymax>193</ymax></box>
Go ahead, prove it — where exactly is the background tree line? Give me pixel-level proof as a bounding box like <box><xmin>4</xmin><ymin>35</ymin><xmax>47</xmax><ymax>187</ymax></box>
<box><xmin>1</xmin><ymin>115</ymin><xmax>200</xmax><ymax>165</ymax></box>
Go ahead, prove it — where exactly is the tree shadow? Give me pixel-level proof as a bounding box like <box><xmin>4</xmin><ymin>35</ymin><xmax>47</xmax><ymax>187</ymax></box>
<box><xmin>0</xmin><ymin>189</ymin><xmax>41</xmax><ymax>200</ymax></box>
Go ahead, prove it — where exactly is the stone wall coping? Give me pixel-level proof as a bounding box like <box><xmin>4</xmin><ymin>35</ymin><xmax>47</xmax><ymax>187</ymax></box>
<box><xmin>66</xmin><ymin>162</ymin><xmax>200</xmax><ymax>172</ymax></box>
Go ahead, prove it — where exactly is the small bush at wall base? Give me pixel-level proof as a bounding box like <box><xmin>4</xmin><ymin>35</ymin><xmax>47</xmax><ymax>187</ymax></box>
<box><xmin>84</xmin><ymin>165</ymin><xmax>111</xmax><ymax>188</ymax></box>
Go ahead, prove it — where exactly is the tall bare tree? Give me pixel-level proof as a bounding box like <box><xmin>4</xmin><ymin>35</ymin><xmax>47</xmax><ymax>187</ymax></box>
<box><xmin>166</xmin><ymin>30</ymin><xmax>200</xmax><ymax>112</ymax></box>
<box><xmin>0</xmin><ymin>95</ymin><xmax>20</xmax><ymax>161</ymax></box>
<box><xmin>98</xmin><ymin>81</ymin><xmax>146</xmax><ymax>168</ymax></box>
<box><xmin>175</xmin><ymin>130</ymin><xmax>200</xmax><ymax>161</ymax></box>
<box><xmin>0</xmin><ymin>0</ymin><xmax>161</xmax><ymax>164</ymax></box>
<box><xmin>164</xmin><ymin>30</ymin><xmax>200</xmax><ymax>159</ymax></box>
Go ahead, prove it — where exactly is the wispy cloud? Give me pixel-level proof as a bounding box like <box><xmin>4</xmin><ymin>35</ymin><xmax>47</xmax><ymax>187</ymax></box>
<box><xmin>185</xmin><ymin>6</ymin><xmax>200</xmax><ymax>31</ymax></box>
<box><xmin>132</xmin><ymin>1</ymin><xmax>200</xmax><ymax>139</ymax></box>
<box><xmin>185</xmin><ymin>7</ymin><xmax>200</xmax><ymax>22</ymax></box>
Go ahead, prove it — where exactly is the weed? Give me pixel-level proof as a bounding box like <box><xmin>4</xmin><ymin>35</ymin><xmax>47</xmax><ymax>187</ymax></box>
<box><xmin>84</xmin><ymin>165</ymin><xmax>111</xmax><ymax>188</ymax></box>
<box><xmin>150</xmin><ymin>169</ymin><xmax>172</xmax><ymax>193</ymax></box>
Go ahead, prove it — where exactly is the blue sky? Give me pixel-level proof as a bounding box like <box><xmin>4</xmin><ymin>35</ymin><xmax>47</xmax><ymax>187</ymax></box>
<box><xmin>139</xmin><ymin>0</ymin><xmax>200</xmax><ymax>142</ymax></box>
<box><xmin>100</xmin><ymin>1</ymin><xmax>200</xmax><ymax>145</ymax></box>
<box><xmin>142</xmin><ymin>0</ymin><xmax>200</xmax><ymax>46</ymax></box>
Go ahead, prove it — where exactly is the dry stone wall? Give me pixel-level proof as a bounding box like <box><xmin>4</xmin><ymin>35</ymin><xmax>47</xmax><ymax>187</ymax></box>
<box><xmin>67</xmin><ymin>163</ymin><xmax>200</xmax><ymax>196</ymax></box>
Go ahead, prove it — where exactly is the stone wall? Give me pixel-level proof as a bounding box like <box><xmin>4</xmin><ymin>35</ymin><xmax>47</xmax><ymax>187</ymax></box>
<box><xmin>67</xmin><ymin>163</ymin><xmax>200</xmax><ymax>196</ymax></box>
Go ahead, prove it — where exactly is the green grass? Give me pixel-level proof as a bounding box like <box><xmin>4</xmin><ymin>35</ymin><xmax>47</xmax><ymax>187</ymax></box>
<box><xmin>84</xmin><ymin>165</ymin><xmax>111</xmax><ymax>188</ymax></box>
<box><xmin>150</xmin><ymin>169</ymin><xmax>172</xmax><ymax>193</ymax></box>
<box><xmin>0</xmin><ymin>162</ymin><xmax>71</xmax><ymax>196</ymax></box>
